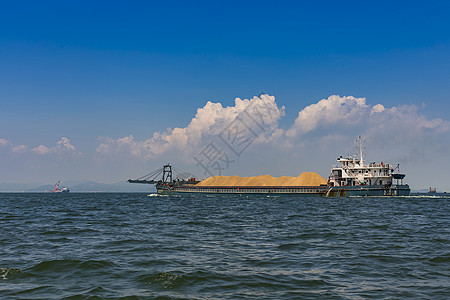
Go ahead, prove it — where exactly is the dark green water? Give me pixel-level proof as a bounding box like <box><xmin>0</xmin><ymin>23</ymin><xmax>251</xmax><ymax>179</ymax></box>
<box><xmin>1</xmin><ymin>193</ymin><xmax>449</xmax><ymax>299</ymax></box>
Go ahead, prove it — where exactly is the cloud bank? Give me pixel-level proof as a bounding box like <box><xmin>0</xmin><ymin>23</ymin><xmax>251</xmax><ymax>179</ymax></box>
<box><xmin>0</xmin><ymin>137</ymin><xmax>77</xmax><ymax>155</ymax></box>
<box><xmin>96</xmin><ymin>94</ymin><xmax>285</xmax><ymax>159</ymax></box>
<box><xmin>97</xmin><ymin>94</ymin><xmax>449</xmax><ymax>163</ymax></box>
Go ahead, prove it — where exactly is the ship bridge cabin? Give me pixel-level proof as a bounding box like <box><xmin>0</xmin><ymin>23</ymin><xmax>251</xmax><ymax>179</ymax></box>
<box><xmin>328</xmin><ymin>155</ymin><xmax>392</xmax><ymax>187</ymax></box>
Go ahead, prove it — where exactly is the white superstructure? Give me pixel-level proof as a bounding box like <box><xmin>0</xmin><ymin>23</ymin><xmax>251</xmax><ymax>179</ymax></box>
<box><xmin>327</xmin><ymin>136</ymin><xmax>403</xmax><ymax>188</ymax></box>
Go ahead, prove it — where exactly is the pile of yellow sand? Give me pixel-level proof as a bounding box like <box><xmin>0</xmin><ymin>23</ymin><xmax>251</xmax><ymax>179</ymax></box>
<box><xmin>196</xmin><ymin>172</ymin><xmax>327</xmax><ymax>187</ymax></box>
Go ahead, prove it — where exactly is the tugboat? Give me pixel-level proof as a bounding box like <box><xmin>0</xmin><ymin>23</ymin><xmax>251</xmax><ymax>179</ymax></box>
<box><xmin>50</xmin><ymin>180</ymin><xmax>70</xmax><ymax>193</ymax></box>
<box><xmin>128</xmin><ymin>136</ymin><xmax>410</xmax><ymax>197</ymax></box>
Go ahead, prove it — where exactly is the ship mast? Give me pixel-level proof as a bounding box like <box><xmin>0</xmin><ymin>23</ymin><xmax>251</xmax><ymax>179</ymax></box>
<box><xmin>359</xmin><ymin>135</ymin><xmax>364</xmax><ymax>167</ymax></box>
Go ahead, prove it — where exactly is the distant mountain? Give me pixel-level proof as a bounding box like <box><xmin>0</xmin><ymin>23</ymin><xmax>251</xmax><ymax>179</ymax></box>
<box><xmin>69</xmin><ymin>181</ymin><xmax>155</xmax><ymax>192</ymax></box>
<box><xmin>26</xmin><ymin>184</ymin><xmax>55</xmax><ymax>192</ymax></box>
<box><xmin>0</xmin><ymin>182</ymin><xmax>44</xmax><ymax>192</ymax></box>
<box><xmin>0</xmin><ymin>181</ymin><xmax>155</xmax><ymax>193</ymax></box>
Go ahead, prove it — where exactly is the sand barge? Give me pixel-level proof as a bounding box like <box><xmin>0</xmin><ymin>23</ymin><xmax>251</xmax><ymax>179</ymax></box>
<box><xmin>128</xmin><ymin>136</ymin><xmax>410</xmax><ymax>196</ymax></box>
<box><xmin>195</xmin><ymin>172</ymin><xmax>327</xmax><ymax>187</ymax></box>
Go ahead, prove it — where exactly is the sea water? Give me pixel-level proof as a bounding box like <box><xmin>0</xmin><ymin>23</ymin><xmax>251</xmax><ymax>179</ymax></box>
<box><xmin>1</xmin><ymin>193</ymin><xmax>449</xmax><ymax>299</ymax></box>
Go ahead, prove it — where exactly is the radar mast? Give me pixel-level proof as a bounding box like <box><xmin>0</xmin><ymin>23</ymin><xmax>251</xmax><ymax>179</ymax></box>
<box><xmin>358</xmin><ymin>135</ymin><xmax>364</xmax><ymax>167</ymax></box>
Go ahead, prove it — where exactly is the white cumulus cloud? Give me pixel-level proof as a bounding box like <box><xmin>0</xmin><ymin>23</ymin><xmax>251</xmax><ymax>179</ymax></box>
<box><xmin>56</xmin><ymin>137</ymin><xmax>76</xmax><ymax>152</ymax></box>
<box><xmin>284</xmin><ymin>95</ymin><xmax>449</xmax><ymax>143</ymax></box>
<box><xmin>31</xmin><ymin>145</ymin><xmax>50</xmax><ymax>155</ymax></box>
<box><xmin>0</xmin><ymin>139</ymin><xmax>29</xmax><ymax>153</ymax></box>
<box><xmin>96</xmin><ymin>94</ymin><xmax>285</xmax><ymax>159</ymax></box>
<box><xmin>30</xmin><ymin>137</ymin><xmax>77</xmax><ymax>155</ymax></box>
<box><xmin>371</xmin><ymin>104</ymin><xmax>385</xmax><ymax>114</ymax></box>
<box><xmin>0</xmin><ymin>139</ymin><xmax>9</xmax><ymax>147</ymax></box>
<box><xmin>12</xmin><ymin>144</ymin><xmax>29</xmax><ymax>153</ymax></box>
<box><xmin>286</xmin><ymin>95</ymin><xmax>369</xmax><ymax>137</ymax></box>
<box><xmin>0</xmin><ymin>137</ymin><xmax>77</xmax><ymax>155</ymax></box>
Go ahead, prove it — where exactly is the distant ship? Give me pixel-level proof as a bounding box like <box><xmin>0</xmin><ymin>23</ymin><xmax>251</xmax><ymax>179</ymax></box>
<box><xmin>50</xmin><ymin>180</ymin><xmax>70</xmax><ymax>193</ymax></box>
<box><xmin>428</xmin><ymin>187</ymin><xmax>437</xmax><ymax>193</ymax></box>
<box><xmin>129</xmin><ymin>137</ymin><xmax>410</xmax><ymax>197</ymax></box>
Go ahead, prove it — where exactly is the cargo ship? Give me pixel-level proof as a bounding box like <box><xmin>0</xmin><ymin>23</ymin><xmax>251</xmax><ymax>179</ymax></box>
<box><xmin>129</xmin><ymin>137</ymin><xmax>410</xmax><ymax>197</ymax></box>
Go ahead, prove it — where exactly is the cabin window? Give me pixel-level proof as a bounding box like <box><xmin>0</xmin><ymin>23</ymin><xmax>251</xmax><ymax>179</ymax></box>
<box><xmin>333</xmin><ymin>170</ymin><xmax>342</xmax><ymax>177</ymax></box>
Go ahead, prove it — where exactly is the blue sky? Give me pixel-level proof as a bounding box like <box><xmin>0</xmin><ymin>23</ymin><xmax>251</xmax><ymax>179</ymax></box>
<box><xmin>1</xmin><ymin>1</ymin><xmax>450</xmax><ymax>190</ymax></box>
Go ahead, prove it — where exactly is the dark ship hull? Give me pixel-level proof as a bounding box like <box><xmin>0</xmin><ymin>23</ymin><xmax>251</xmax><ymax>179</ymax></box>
<box><xmin>156</xmin><ymin>183</ymin><xmax>410</xmax><ymax>197</ymax></box>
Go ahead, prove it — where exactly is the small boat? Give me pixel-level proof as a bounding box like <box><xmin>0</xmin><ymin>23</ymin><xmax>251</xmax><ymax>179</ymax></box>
<box><xmin>51</xmin><ymin>180</ymin><xmax>70</xmax><ymax>193</ymax></box>
<box><xmin>428</xmin><ymin>187</ymin><xmax>437</xmax><ymax>193</ymax></box>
